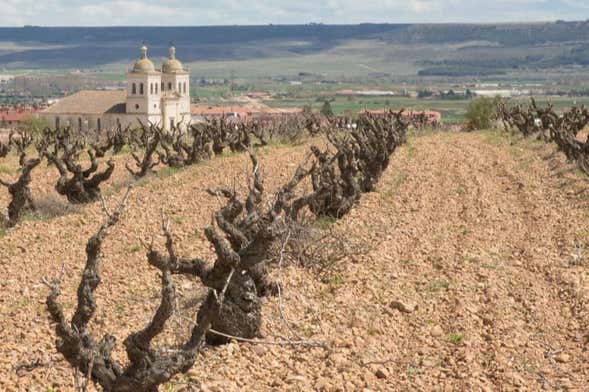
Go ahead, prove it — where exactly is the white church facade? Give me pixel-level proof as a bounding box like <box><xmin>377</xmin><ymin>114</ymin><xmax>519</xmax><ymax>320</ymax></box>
<box><xmin>39</xmin><ymin>45</ymin><xmax>191</xmax><ymax>131</ymax></box>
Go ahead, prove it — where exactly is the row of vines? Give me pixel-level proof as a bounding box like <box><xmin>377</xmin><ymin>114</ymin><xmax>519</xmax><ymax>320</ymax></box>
<box><xmin>497</xmin><ymin>98</ymin><xmax>589</xmax><ymax>175</ymax></box>
<box><xmin>1</xmin><ymin>111</ymin><xmax>409</xmax><ymax>391</ymax></box>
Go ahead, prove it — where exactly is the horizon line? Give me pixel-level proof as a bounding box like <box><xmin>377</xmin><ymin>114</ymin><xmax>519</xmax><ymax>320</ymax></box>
<box><xmin>1</xmin><ymin>19</ymin><xmax>588</xmax><ymax>29</ymax></box>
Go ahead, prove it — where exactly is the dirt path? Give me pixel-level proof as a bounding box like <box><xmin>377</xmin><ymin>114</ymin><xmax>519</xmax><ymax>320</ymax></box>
<box><xmin>0</xmin><ymin>131</ymin><xmax>587</xmax><ymax>391</ymax></box>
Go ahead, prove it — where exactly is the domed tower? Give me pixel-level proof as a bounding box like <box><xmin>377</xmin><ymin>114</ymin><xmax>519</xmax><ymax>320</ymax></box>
<box><xmin>161</xmin><ymin>46</ymin><xmax>190</xmax><ymax>124</ymax></box>
<box><xmin>126</xmin><ymin>45</ymin><xmax>162</xmax><ymax>119</ymax></box>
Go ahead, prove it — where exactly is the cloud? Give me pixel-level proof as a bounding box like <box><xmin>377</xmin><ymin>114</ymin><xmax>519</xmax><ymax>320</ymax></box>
<box><xmin>0</xmin><ymin>0</ymin><xmax>588</xmax><ymax>26</ymax></box>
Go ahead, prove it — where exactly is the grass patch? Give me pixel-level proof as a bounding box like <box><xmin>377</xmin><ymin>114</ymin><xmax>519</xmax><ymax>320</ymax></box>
<box><xmin>156</xmin><ymin>166</ymin><xmax>183</xmax><ymax>179</ymax></box>
<box><xmin>447</xmin><ymin>332</ymin><xmax>464</xmax><ymax>345</ymax></box>
<box><xmin>115</xmin><ymin>144</ymin><xmax>131</xmax><ymax>155</ymax></box>
<box><xmin>517</xmin><ymin>358</ymin><xmax>538</xmax><ymax>374</ymax></box>
<box><xmin>451</xmin><ymin>224</ymin><xmax>470</xmax><ymax>236</ymax></box>
<box><xmin>22</xmin><ymin>212</ymin><xmax>50</xmax><ymax>222</ymax></box>
<box><xmin>0</xmin><ymin>164</ymin><xmax>15</xmax><ymax>175</ymax></box>
<box><xmin>427</xmin><ymin>279</ymin><xmax>450</xmax><ymax>293</ymax></box>
<box><xmin>218</xmin><ymin>150</ymin><xmax>237</xmax><ymax>159</ymax></box>
<box><xmin>33</xmin><ymin>195</ymin><xmax>80</xmax><ymax>219</ymax></box>
<box><xmin>133</xmin><ymin>175</ymin><xmax>152</xmax><ymax>188</ymax></box>
<box><xmin>367</xmin><ymin>325</ymin><xmax>379</xmax><ymax>336</ymax></box>
<box><xmin>322</xmin><ymin>273</ymin><xmax>345</xmax><ymax>291</ymax></box>
<box><xmin>17</xmin><ymin>297</ymin><xmax>31</xmax><ymax>308</ymax></box>
<box><xmin>407</xmin><ymin>365</ymin><xmax>425</xmax><ymax>376</ymax></box>
<box><xmin>568</xmin><ymin>242</ymin><xmax>585</xmax><ymax>267</ymax></box>
<box><xmin>314</xmin><ymin>215</ymin><xmax>337</xmax><ymax>230</ymax></box>
<box><xmin>461</xmin><ymin>252</ymin><xmax>480</xmax><ymax>264</ymax></box>
<box><xmin>481</xmin><ymin>261</ymin><xmax>506</xmax><ymax>270</ymax></box>
<box><xmin>517</xmin><ymin>158</ymin><xmax>532</xmax><ymax>170</ymax></box>
<box><xmin>480</xmin><ymin>129</ymin><xmax>510</xmax><ymax>146</ymax></box>
<box><xmin>264</xmin><ymin>138</ymin><xmax>301</xmax><ymax>149</ymax></box>
<box><xmin>189</xmin><ymin>228</ymin><xmax>205</xmax><ymax>241</ymax></box>
<box><xmin>163</xmin><ymin>383</ymin><xmax>177</xmax><ymax>392</ymax></box>
<box><xmin>392</xmin><ymin>171</ymin><xmax>408</xmax><ymax>191</ymax></box>
<box><xmin>454</xmin><ymin>186</ymin><xmax>466</xmax><ymax>196</ymax></box>
<box><xmin>0</xmin><ymin>227</ymin><xmax>6</xmax><ymax>238</ymax></box>
<box><xmin>129</xmin><ymin>245</ymin><xmax>141</xmax><ymax>254</ymax></box>
<box><xmin>404</xmin><ymin>138</ymin><xmax>418</xmax><ymax>156</ymax></box>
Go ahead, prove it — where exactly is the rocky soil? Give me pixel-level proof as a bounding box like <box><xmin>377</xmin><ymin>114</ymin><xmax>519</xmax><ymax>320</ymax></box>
<box><xmin>0</xmin><ymin>131</ymin><xmax>588</xmax><ymax>391</ymax></box>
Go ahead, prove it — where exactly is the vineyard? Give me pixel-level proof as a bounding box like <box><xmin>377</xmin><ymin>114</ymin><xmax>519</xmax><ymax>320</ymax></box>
<box><xmin>0</xmin><ymin>109</ymin><xmax>588</xmax><ymax>391</ymax></box>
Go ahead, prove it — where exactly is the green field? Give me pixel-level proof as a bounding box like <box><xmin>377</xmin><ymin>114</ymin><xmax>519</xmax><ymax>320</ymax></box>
<box><xmin>189</xmin><ymin>81</ymin><xmax>589</xmax><ymax>124</ymax></box>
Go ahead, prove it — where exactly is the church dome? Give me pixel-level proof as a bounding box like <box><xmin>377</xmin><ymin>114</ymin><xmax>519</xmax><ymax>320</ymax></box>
<box><xmin>162</xmin><ymin>46</ymin><xmax>184</xmax><ymax>73</ymax></box>
<box><xmin>132</xmin><ymin>45</ymin><xmax>156</xmax><ymax>73</ymax></box>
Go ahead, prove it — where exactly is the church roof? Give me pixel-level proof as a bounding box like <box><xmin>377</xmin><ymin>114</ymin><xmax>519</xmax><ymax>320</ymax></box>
<box><xmin>132</xmin><ymin>45</ymin><xmax>157</xmax><ymax>73</ymax></box>
<box><xmin>42</xmin><ymin>90</ymin><xmax>127</xmax><ymax>115</ymax></box>
<box><xmin>162</xmin><ymin>46</ymin><xmax>186</xmax><ymax>74</ymax></box>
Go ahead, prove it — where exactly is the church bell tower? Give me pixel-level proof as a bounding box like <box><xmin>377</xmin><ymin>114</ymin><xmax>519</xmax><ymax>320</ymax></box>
<box><xmin>126</xmin><ymin>45</ymin><xmax>162</xmax><ymax>117</ymax></box>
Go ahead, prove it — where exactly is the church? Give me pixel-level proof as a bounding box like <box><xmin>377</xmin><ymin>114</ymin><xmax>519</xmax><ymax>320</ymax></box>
<box><xmin>39</xmin><ymin>45</ymin><xmax>191</xmax><ymax>132</ymax></box>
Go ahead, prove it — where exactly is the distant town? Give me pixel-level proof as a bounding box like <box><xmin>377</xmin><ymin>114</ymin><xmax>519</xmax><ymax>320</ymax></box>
<box><xmin>2</xmin><ymin>67</ymin><xmax>586</xmax><ymax>133</ymax></box>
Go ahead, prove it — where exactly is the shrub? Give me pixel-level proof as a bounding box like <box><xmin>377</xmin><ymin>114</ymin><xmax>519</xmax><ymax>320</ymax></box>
<box><xmin>464</xmin><ymin>97</ymin><xmax>500</xmax><ymax>131</ymax></box>
<box><xmin>320</xmin><ymin>101</ymin><xmax>334</xmax><ymax>117</ymax></box>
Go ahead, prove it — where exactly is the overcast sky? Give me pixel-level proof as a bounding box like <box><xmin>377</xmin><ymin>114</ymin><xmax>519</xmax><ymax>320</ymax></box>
<box><xmin>2</xmin><ymin>0</ymin><xmax>589</xmax><ymax>26</ymax></box>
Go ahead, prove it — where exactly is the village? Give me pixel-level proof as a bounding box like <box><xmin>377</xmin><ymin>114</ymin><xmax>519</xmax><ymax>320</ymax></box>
<box><xmin>1</xmin><ymin>44</ymin><xmax>445</xmax><ymax>136</ymax></box>
<box><xmin>3</xmin><ymin>42</ymin><xmax>584</xmax><ymax>137</ymax></box>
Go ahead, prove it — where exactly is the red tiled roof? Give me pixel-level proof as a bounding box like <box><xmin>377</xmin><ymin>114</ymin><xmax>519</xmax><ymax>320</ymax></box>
<box><xmin>0</xmin><ymin>110</ymin><xmax>34</xmax><ymax>123</ymax></box>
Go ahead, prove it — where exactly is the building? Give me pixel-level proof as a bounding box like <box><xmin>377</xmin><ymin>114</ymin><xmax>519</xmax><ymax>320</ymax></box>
<box><xmin>0</xmin><ymin>74</ymin><xmax>14</xmax><ymax>84</ymax></box>
<box><xmin>191</xmin><ymin>105</ymin><xmax>302</xmax><ymax>123</ymax></box>
<box><xmin>337</xmin><ymin>90</ymin><xmax>397</xmax><ymax>97</ymax></box>
<box><xmin>363</xmin><ymin>109</ymin><xmax>442</xmax><ymax>124</ymax></box>
<box><xmin>473</xmin><ymin>89</ymin><xmax>530</xmax><ymax>98</ymax></box>
<box><xmin>38</xmin><ymin>45</ymin><xmax>191</xmax><ymax>132</ymax></box>
<box><xmin>0</xmin><ymin>108</ymin><xmax>36</xmax><ymax>130</ymax></box>
<box><xmin>191</xmin><ymin>105</ymin><xmax>253</xmax><ymax>122</ymax></box>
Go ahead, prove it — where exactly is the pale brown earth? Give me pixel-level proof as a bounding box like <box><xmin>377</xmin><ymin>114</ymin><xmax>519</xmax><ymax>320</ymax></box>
<box><xmin>0</xmin><ymin>131</ymin><xmax>588</xmax><ymax>391</ymax></box>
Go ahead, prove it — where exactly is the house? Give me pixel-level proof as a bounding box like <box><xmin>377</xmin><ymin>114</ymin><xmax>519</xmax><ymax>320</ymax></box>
<box><xmin>191</xmin><ymin>105</ymin><xmax>253</xmax><ymax>122</ymax></box>
<box><xmin>250</xmin><ymin>107</ymin><xmax>302</xmax><ymax>122</ymax></box>
<box><xmin>191</xmin><ymin>105</ymin><xmax>302</xmax><ymax>123</ymax></box>
<box><xmin>363</xmin><ymin>109</ymin><xmax>442</xmax><ymax>124</ymax></box>
<box><xmin>246</xmin><ymin>92</ymin><xmax>270</xmax><ymax>100</ymax></box>
<box><xmin>0</xmin><ymin>109</ymin><xmax>35</xmax><ymax>129</ymax></box>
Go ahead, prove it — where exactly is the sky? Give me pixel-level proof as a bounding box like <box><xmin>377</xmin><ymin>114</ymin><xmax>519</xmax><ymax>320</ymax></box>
<box><xmin>2</xmin><ymin>0</ymin><xmax>589</xmax><ymax>26</ymax></box>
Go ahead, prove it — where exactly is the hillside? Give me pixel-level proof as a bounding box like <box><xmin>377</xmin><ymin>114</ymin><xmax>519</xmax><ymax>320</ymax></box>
<box><xmin>0</xmin><ymin>131</ymin><xmax>588</xmax><ymax>390</ymax></box>
<box><xmin>2</xmin><ymin>22</ymin><xmax>589</xmax><ymax>79</ymax></box>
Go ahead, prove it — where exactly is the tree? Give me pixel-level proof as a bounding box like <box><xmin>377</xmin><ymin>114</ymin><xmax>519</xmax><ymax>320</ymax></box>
<box><xmin>417</xmin><ymin>89</ymin><xmax>433</xmax><ymax>99</ymax></box>
<box><xmin>320</xmin><ymin>101</ymin><xmax>334</xmax><ymax>117</ymax></box>
<box><xmin>464</xmin><ymin>96</ymin><xmax>500</xmax><ymax>131</ymax></box>
<box><xmin>18</xmin><ymin>115</ymin><xmax>49</xmax><ymax>136</ymax></box>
